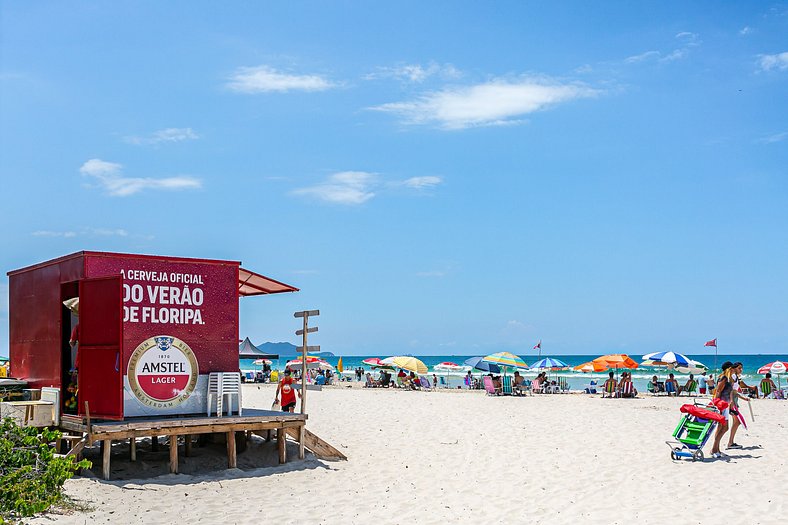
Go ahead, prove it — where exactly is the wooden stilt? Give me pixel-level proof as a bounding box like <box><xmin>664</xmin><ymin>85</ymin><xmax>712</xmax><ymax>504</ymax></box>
<box><xmin>298</xmin><ymin>426</ymin><xmax>305</xmax><ymax>459</ymax></box>
<box><xmin>184</xmin><ymin>434</ymin><xmax>192</xmax><ymax>457</ymax></box>
<box><xmin>130</xmin><ymin>437</ymin><xmax>136</xmax><ymax>462</ymax></box>
<box><xmin>151</xmin><ymin>435</ymin><xmax>159</xmax><ymax>452</ymax></box>
<box><xmin>226</xmin><ymin>431</ymin><xmax>237</xmax><ymax>468</ymax></box>
<box><xmin>169</xmin><ymin>435</ymin><xmax>178</xmax><ymax>474</ymax></box>
<box><xmin>266</xmin><ymin>429</ymin><xmax>272</xmax><ymax>442</ymax></box>
<box><xmin>277</xmin><ymin>428</ymin><xmax>286</xmax><ymax>464</ymax></box>
<box><xmin>102</xmin><ymin>439</ymin><xmax>112</xmax><ymax>480</ymax></box>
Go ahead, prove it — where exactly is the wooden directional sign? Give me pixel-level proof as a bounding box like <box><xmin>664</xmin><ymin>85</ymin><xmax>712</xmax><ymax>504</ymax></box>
<box><xmin>293</xmin><ymin>384</ymin><xmax>323</xmax><ymax>392</ymax></box>
<box><xmin>295</xmin><ymin>326</ymin><xmax>318</xmax><ymax>336</ymax></box>
<box><xmin>297</xmin><ymin>346</ymin><xmax>321</xmax><ymax>353</ymax></box>
<box><xmin>294</xmin><ymin>310</ymin><xmax>320</xmax><ymax>318</ymax></box>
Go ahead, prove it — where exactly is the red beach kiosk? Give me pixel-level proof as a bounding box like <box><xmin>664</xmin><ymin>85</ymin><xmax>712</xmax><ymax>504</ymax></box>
<box><xmin>8</xmin><ymin>251</ymin><xmax>298</xmax><ymax>421</ymax></box>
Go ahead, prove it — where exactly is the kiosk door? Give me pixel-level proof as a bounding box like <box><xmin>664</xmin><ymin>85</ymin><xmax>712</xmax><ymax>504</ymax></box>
<box><xmin>78</xmin><ymin>276</ymin><xmax>124</xmax><ymax>419</ymax></box>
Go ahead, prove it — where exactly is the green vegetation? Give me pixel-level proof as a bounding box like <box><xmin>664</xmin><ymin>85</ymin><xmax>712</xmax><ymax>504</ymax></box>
<box><xmin>0</xmin><ymin>418</ymin><xmax>90</xmax><ymax>523</ymax></box>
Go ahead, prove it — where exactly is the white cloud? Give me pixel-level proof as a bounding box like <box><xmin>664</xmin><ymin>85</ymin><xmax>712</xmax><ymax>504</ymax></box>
<box><xmin>226</xmin><ymin>66</ymin><xmax>335</xmax><ymax>93</ymax></box>
<box><xmin>371</xmin><ymin>78</ymin><xmax>598</xmax><ymax>130</ymax></box>
<box><xmin>79</xmin><ymin>158</ymin><xmax>202</xmax><ymax>197</ymax></box>
<box><xmin>758</xmin><ymin>131</ymin><xmax>787</xmax><ymax>143</ymax></box>
<box><xmin>291</xmin><ymin>171</ymin><xmax>376</xmax><ymax>205</ymax></box>
<box><xmin>32</xmin><ymin>228</ymin><xmax>129</xmax><ymax>238</ymax></box>
<box><xmin>739</xmin><ymin>26</ymin><xmax>752</xmax><ymax>36</ymax></box>
<box><xmin>416</xmin><ymin>270</ymin><xmax>446</xmax><ymax>278</ymax></box>
<box><xmin>625</xmin><ymin>50</ymin><xmax>661</xmax><ymax>63</ymax></box>
<box><xmin>758</xmin><ymin>52</ymin><xmax>788</xmax><ymax>71</ymax></box>
<box><xmin>125</xmin><ymin>127</ymin><xmax>199</xmax><ymax>145</ymax></box>
<box><xmin>402</xmin><ymin>176</ymin><xmax>443</xmax><ymax>189</ymax></box>
<box><xmin>675</xmin><ymin>32</ymin><xmax>701</xmax><ymax>46</ymax></box>
<box><xmin>660</xmin><ymin>49</ymin><xmax>687</xmax><ymax>62</ymax></box>
<box><xmin>366</xmin><ymin>62</ymin><xmax>461</xmax><ymax>83</ymax></box>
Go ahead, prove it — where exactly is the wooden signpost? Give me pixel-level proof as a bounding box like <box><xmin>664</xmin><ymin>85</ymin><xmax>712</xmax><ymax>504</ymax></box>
<box><xmin>294</xmin><ymin>309</ymin><xmax>319</xmax><ymax>460</ymax></box>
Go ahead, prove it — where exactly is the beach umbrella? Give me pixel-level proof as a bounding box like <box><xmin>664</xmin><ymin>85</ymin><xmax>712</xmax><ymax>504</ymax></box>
<box><xmin>337</xmin><ymin>357</ymin><xmax>344</xmax><ymax>373</ymax></box>
<box><xmin>592</xmin><ymin>354</ymin><xmax>639</xmax><ymax>371</ymax></box>
<box><xmin>574</xmin><ymin>361</ymin><xmax>606</xmax><ymax>373</ymax></box>
<box><xmin>483</xmin><ymin>352</ymin><xmax>529</xmax><ymax>369</ymax></box>
<box><xmin>387</xmin><ymin>356</ymin><xmax>428</xmax><ymax>374</ymax></box>
<box><xmin>362</xmin><ymin>357</ymin><xmax>393</xmax><ymax>368</ymax></box>
<box><xmin>433</xmin><ymin>362</ymin><xmax>465</xmax><ymax>372</ymax></box>
<box><xmin>464</xmin><ymin>356</ymin><xmax>501</xmax><ymax>374</ymax></box>
<box><xmin>285</xmin><ymin>356</ymin><xmax>322</xmax><ymax>369</ymax></box>
<box><xmin>252</xmin><ymin>358</ymin><xmax>272</xmax><ymax>366</ymax></box>
<box><xmin>757</xmin><ymin>361</ymin><xmax>788</xmax><ymax>375</ymax></box>
<box><xmin>641</xmin><ymin>351</ymin><xmax>691</xmax><ymax>367</ymax></box>
<box><xmin>675</xmin><ymin>360</ymin><xmax>708</xmax><ymax>375</ymax></box>
<box><xmin>530</xmin><ymin>357</ymin><xmax>569</xmax><ymax>370</ymax></box>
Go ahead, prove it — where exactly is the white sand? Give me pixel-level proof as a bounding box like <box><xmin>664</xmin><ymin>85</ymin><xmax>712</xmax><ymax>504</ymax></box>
<box><xmin>34</xmin><ymin>385</ymin><xmax>788</xmax><ymax>525</ymax></box>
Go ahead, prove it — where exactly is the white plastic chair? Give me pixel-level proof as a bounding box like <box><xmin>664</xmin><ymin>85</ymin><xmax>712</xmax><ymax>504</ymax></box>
<box><xmin>207</xmin><ymin>372</ymin><xmax>243</xmax><ymax>417</ymax></box>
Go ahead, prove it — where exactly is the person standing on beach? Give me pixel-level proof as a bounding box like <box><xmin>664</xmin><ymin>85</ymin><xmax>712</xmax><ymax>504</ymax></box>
<box><xmin>727</xmin><ymin>362</ymin><xmax>754</xmax><ymax>449</ymax></box>
<box><xmin>275</xmin><ymin>369</ymin><xmax>300</xmax><ymax>413</ymax></box>
<box><xmin>698</xmin><ymin>373</ymin><xmax>708</xmax><ymax>395</ymax></box>
<box><xmin>710</xmin><ymin>362</ymin><xmax>734</xmax><ymax>458</ymax></box>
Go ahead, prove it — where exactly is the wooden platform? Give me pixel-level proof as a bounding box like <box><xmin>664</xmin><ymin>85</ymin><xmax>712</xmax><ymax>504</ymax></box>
<box><xmin>60</xmin><ymin>409</ymin><xmax>307</xmax><ymax>480</ymax></box>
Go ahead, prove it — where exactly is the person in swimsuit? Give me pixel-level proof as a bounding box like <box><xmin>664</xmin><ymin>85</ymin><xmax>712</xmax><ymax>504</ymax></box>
<box><xmin>275</xmin><ymin>369</ymin><xmax>300</xmax><ymax>412</ymax></box>
<box><xmin>710</xmin><ymin>362</ymin><xmax>734</xmax><ymax>458</ymax></box>
<box><xmin>727</xmin><ymin>362</ymin><xmax>754</xmax><ymax>449</ymax></box>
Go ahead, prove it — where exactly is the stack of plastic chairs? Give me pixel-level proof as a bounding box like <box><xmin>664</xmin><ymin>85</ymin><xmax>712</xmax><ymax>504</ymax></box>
<box><xmin>207</xmin><ymin>372</ymin><xmax>243</xmax><ymax>417</ymax></box>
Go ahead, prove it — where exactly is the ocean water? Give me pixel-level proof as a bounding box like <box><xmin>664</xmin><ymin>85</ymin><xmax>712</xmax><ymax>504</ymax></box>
<box><xmin>242</xmin><ymin>353</ymin><xmax>787</xmax><ymax>392</ymax></box>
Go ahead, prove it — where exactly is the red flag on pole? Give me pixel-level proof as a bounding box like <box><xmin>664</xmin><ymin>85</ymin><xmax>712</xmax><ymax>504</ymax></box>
<box><xmin>704</xmin><ymin>338</ymin><xmax>717</xmax><ymax>347</ymax></box>
<box><xmin>533</xmin><ymin>340</ymin><xmax>541</xmax><ymax>350</ymax></box>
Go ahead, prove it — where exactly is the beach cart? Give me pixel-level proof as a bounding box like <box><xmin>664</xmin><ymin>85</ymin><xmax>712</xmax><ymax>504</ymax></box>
<box><xmin>666</xmin><ymin>401</ymin><xmax>726</xmax><ymax>462</ymax></box>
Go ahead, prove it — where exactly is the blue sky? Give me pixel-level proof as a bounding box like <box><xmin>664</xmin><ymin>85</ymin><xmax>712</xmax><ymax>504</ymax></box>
<box><xmin>1</xmin><ymin>1</ymin><xmax>787</xmax><ymax>357</ymax></box>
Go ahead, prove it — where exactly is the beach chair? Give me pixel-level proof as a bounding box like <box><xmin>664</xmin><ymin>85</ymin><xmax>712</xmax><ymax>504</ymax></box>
<box><xmin>559</xmin><ymin>377</ymin><xmax>570</xmax><ymax>393</ymax></box>
<box><xmin>483</xmin><ymin>376</ymin><xmax>501</xmax><ymax>396</ymax></box>
<box><xmin>680</xmin><ymin>380</ymin><xmax>698</xmax><ymax>396</ymax></box>
<box><xmin>665</xmin><ymin>381</ymin><xmax>677</xmax><ymax>396</ymax></box>
<box><xmin>501</xmin><ymin>376</ymin><xmax>513</xmax><ymax>395</ymax></box>
<box><xmin>760</xmin><ymin>379</ymin><xmax>775</xmax><ymax>399</ymax></box>
<box><xmin>602</xmin><ymin>379</ymin><xmax>617</xmax><ymax>398</ymax></box>
<box><xmin>207</xmin><ymin>372</ymin><xmax>242</xmax><ymax>417</ymax></box>
<box><xmin>619</xmin><ymin>381</ymin><xmax>635</xmax><ymax>398</ymax></box>
<box><xmin>439</xmin><ymin>376</ymin><xmax>448</xmax><ymax>389</ymax></box>
<box><xmin>420</xmin><ymin>376</ymin><xmax>432</xmax><ymax>390</ymax></box>
<box><xmin>530</xmin><ymin>379</ymin><xmax>542</xmax><ymax>394</ymax></box>
<box><xmin>666</xmin><ymin>402</ymin><xmax>724</xmax><ymax>462</ymax></box>
<box><xmin>514</xmin><ymin>379</ymin><xmax>532</xmax><ymax>396</ymax></box>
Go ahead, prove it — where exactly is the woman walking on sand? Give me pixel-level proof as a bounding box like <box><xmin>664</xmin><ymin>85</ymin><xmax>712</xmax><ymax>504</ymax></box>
<box><xmin>710</xmin><ymin>362</ymin><xmax>734</xmax><ymax>459</ymax></box>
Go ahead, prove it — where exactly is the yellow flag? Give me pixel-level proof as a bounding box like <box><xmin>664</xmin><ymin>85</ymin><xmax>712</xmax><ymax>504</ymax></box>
<box><xmin>337</xmin><ymin>356</ymin><xmax>344</xmax><ymax>373</ymax></box>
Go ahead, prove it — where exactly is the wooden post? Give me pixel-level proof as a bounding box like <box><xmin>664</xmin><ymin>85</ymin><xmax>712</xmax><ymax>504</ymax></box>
<box><xmin>151</xmin><ymin>435</ymin><xmax>159</xmax><ymax>452</ymax></box>
<box><xmin>169</xmin><ymin>435</ymin><xmax>178</xmax><ymax>474</ymax></box>
<box><xmin>277</xmin><ymin>428</ymin><xmax>286</xmax><ymax>464</ymax></box>
<box><xmin>226</xmin><ymin>431</ymin><xmax>237</xmax><ymax>468</ymax></box>
<box><xmin>266</xmin><ymin>429</ymin><xmax>272</xmax><ymax>442</ymax></box>
<box><xmin>298</xmin><ymin>426</ymin><xmax>305</xmax><ymax>459</ymax></box>
<box><xmin>301</xmin><ymin>315</ymin><xmax>308</xmax><ymax>414</ymax></box>
<box><xmin>84</xmin><ymin>402</ymin><xmax>93</xmax><ymax>445</ymax></box>
<box><xmin>184</xmin><ymin>434</ymin><xmax>192</xmax><ymax>457</ymax></box>
<box><xmin>102</xmin><ymin>439</ymin><xmax>111</xmax><ymax>480</ymax></box>
<box><xmin>130</xmin><ymin>437</ymin><xmax>136</xmax><ymax>462</ymax></box>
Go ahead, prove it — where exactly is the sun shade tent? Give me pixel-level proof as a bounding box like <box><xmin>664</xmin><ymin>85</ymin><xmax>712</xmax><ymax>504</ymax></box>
<box><xmin>238</xmin><ymin>337</ymin><xmax>279</xmax><ymax>360</ymax></box>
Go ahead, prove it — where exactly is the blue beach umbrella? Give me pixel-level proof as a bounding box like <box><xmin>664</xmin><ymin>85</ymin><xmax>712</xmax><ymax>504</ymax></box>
<box><xmin>530</xmin><ymin>357</ymin><xmax>569</xmax><ymax>370</ymax></box>
<box><xmin>641</xmin><ymin>351</ymin><xmax>691</xmax><ymax>368</ymax></box>
<box><xmin>464</xmin><ymin>356</ymin><xmax>501</xmax><ymax>374</ymax></box>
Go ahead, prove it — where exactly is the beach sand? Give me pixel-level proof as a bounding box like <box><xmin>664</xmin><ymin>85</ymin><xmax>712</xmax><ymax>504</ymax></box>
<box><xmin>34</xmin><ymin>384</ymin><xmax>788</xmax><ymax>525</ymax></box>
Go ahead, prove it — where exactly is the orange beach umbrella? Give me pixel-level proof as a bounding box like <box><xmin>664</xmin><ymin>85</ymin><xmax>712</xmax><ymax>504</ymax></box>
<box><xmin>574</xmin><ymin>361</ymin><xmax>607</xmax><ymax>373</ymax></box>
<box><xmin>592</xmin><ymin>354</ymin><xmax>639</xmax><ymax>371</ymax></box>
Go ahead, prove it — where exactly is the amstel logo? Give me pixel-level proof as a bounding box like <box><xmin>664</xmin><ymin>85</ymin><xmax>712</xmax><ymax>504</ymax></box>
<box><xmin>128</xmin><ymin>335</ymin><xmax>199</xmax><ymax>408</ymax></box>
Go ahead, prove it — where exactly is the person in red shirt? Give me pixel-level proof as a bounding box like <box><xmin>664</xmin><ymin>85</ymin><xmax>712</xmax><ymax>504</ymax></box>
<box><xmin>275</xmin><ymin>369</ymin><xmax>300</xmax><ymax>413</ymax></box>
<box><xmin>69</xmin><ymin>323</ymin><xmax>80</xmax><ymax>369</ymax></box>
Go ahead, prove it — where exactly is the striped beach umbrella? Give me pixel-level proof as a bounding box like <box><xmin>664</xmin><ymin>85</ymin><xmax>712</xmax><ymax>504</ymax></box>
<box><xmin>483</xmin><ymin>352</ymin><xmax>529</xmax><ymax>369</ymax></box>
<box><xmin>641</xmin><ymin>351</ymin><xmax>691</xmax><ymax>367</ymax></box>
<box><xmin>530</xmin><ymin>357</ymin><xmax>569</xmax><ymax>370</ymax></box>
<box><xmin>757</xmin><ymin>361</ymin><xmax>788</xmax><ymax>375</ymax></box>
<box><xmin>592</xmin><ymin>354</ymin><xmax>639</xmax><ymax>371</ymax></box>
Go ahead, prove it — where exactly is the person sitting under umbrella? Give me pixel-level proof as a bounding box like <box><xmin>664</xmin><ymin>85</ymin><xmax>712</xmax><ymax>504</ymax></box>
<box><xmin>760</xmin><ymin>373</ymin><xmax>777</xmax><ymax>398</ymax></box>
<box><xmin>664</xmin><ymin>373</ymin><xmax>679</xmax><ymax>396</ymax></box>
<box><xmin>602</xmin><ymin>372</ymin><xmax>617</xmax><ymax>398</ymax></box>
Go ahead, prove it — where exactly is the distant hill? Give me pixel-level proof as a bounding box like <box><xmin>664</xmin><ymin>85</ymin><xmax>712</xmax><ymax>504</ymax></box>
<box><xmin>254</xmin><ymin>342</ymin><xmax>334</xmax><ymax>358</ymax></box>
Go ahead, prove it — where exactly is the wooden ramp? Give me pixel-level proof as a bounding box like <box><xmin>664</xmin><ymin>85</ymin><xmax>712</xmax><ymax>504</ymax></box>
<box><xmin>286</xmin><ymin>427</ymin><xmax>347</xmax><ymax>461</ymax></box>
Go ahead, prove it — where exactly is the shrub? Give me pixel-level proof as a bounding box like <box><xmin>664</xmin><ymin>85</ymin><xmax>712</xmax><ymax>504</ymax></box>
<box><xmin>0</xmin><ymin>417</ymin><xmax>91</xmax><ymax>522</ymax></box>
